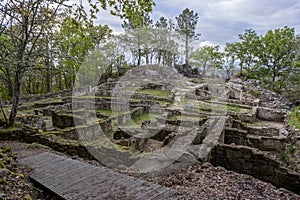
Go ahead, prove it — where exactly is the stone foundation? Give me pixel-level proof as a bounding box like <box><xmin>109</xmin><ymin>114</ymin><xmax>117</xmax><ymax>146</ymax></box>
<box><xmin>52</xmin><ymin>112</ymin><xmax>86</xmax><ymax>128</ymax></box>
<box><xmin>211</xmin><ymin>144</ymin><xmax>300</xmax><ymax>194</ymax></box>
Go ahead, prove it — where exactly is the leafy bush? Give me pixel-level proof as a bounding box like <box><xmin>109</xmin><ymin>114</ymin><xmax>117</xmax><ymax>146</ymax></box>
<box><xmin>288</xmin><ymin>106</ymin><xmax>300</xmax><ymax>129</ymax></box>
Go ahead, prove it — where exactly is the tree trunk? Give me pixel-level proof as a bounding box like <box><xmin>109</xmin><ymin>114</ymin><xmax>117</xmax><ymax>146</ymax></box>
<box><xmin>202</xmin><ymin>60</ymin><xmax>207</xmax><ymax>77</ymax></box>
<box><xmin>0</xmin><ymin>98</ymin><xmax>8</xmax><ymax>125</ymax></box>
<box><xmin>272</xmin><ymin>65</ymin><xmax>276</xmax><ymax>82</ymax></box>
<box><xmin>158</xmin><ymin>50</ymin><xmax>162</xmax><ymax>64</ymax></box>
<box><xmin>145</xmin><ymin>50</ymin><xmax>149</xmax><ymax>65</ymax></box>
<box><xmin>185</xmin><ymin>35</ymin><xmax>189</xmax><ymax>66</ymax></box>
<box><xmin>45</xmin><ymin>58</ymin><xmax>51</xmax><ymax>93</ymax></box>
<box><xmin>8</xmin><ymin>71</ymin><xmax>22</xmax><ymax>127</ymax></box>
<box><xmin>117</xmin><ymin>57</ymin><xmax>121</xmax><ymax>76</ymax></box>
<box><xmin>6</xmin><ymin>79</ymin><xmax>14</xmax><ymax>98</ymax></box>
<box><xmin>240</xmin><ymin>64</ymin><xmax>243</xmax><ymax>75</ymax></box>
<box><xmin>138</xmin><ymin>49</ymin><xmax>142</xmax><ymax>66</ymax></box>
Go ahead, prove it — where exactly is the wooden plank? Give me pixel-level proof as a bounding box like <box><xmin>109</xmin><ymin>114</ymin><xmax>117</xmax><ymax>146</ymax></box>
<box><xmin>20</xmin><ymin>152</ymin><xmax>179</xmax><ymax>200</ymax></box>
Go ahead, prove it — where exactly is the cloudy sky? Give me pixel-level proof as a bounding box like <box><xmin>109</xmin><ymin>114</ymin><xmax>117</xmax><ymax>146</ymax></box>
<box><xmin>95</xmin><ymin>0</ymin><xmax>300</xmax><ymax>46</ymax></box>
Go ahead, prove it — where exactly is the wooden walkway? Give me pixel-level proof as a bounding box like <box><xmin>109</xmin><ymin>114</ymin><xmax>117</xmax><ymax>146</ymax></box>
<box><xmin>20</xmin><ymin>152</ymin><xmax>179</xmax><ymax>200</ymax></box>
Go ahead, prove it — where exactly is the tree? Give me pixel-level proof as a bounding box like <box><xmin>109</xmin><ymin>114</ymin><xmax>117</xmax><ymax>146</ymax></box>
<box><xmin>154</xmin><ymin>17</ymin><xmax>168</xmax><ymax>64</ymax></box>
<box><xmin>0</xmin><ymin>0</ymin><xmax>155</xmax><ymax>127</ymax></box>
<box><xmin>190</xmin><ymin>46</ymin><xmax>214</xmax><ymax>76</ymax></box>
<box><xmin>209</xmin><ymin>46</ymin><xmax>224</xmax><ymax>77</ymax></box>
<box><xmin>122</xmin><ymin>13</ymin><xmax>154</xmax><ymax>66</ymax></box>
<box><xmin>54</xmin><ymin>15</ymin><xmax>111</xmax><ymax>89</ymax></box>
<box><xmin>153</xmin><ymin>17</ymin><xmax>179</xmax><ymax>66</ymax></box>
<box><xmin>100</xmin><ymin>0</ymin><xmax>155</xmax><ymax>28</ymax></box>
<box><xmin>235</xmin><ymin>29</ymin><xmax>260</xmax><ymax>75</ymax></box>
<box><xmin>175</xmin><ymin>8</ymin><xmax>200</xmax><ymax>66</ymax></box>
<box><xmin>259</xmin><ymin>26</ymin><xmax>295</xmax><ymax>85</ymax></box>
<box><xmin>0</xmin><ymin>34</ymin><xmax>14</xmax><ymax>98</ymax></box>
<box><xmin>190</xmin><ymin>45</ymin><xmax>223</xmax><ymax>77</ymax></box>
<box><xmin>224</xmin><ymin>43</ymin><xmax>237</xmax><ymax>79</ymax></box>
<box><xmin>0</xmin><ymin>0</ymin><xmax>65</xmax><ymax>127</ymax></box>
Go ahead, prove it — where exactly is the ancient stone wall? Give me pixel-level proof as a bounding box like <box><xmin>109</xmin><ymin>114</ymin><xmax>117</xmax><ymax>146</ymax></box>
<box><xmin>0</xmin><ymin>126</ymin><xmax>92</xmax><ymax>159</ymax></box>
<box><xmin>247</xmin><ymin>135</ymin><xmax>286</xmax><ymax>151</ymax></box>
<box><xmin>20</xmin><ymin>90</ymin><xmax>72</xmax><ymax>103</ymax></box>
<box><xmin>16</xmin><ymin>114</ymin><xmax>46</xmax><ymax>131</ymax></box>
<box><xmin>224</xmin><ymin>127</ymin><xmax>286</xmax><ymax>151</ymax></box>
<box><xmin>211</xmin><ymin>144</ymin><xmax>300</xmax><ymax>194</ymax></box>
<box><xmin>52</xmin><ymin>112</ymin><xmax>86</xmax><ymax>128</ymax></box>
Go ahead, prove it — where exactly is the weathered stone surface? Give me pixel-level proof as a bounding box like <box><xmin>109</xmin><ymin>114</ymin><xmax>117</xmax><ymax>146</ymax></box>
<box><xmin>0</xmin><ymin>168</ymin><xmax>9</xmax><ymax>178</ymax></box>
<box><xmin>247</xmin><ymin>126</ymin><xmax>280</xmax><ymax>137</ymax></box>
<box><xmin>52</xmin><ymin>112</ymin><xmax>86</xmax><ymax>128</ymax></box>
<box><xmin>224</xmin><ymin>128</ymin><xmax>248</xmax><ymax>146</ymax></box>
<box><xmin>247</xmin><ymin>135</ymin><xmax>286</xmax><ymax>151</ymax></box>
<box><xmin>17</xmin><ymin>115</ymin><xmax>46</xmax><ymax>131</ymax></box>
<box><xmin>257</xmin><ymin>107</ymin><xmax>285</xmax><ymax>122</ymax></box>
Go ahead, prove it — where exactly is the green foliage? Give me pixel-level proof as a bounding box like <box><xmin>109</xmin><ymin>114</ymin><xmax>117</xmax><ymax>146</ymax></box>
<box><xmin>77</xmin><ymin>39</ymin><xmax>120</xmax><ymax>86</ymax></box>
<box><xmin>278</xmin><ymin>143</ymin><xmax>300</xmax><ymax>167</ymax></box>
<box><xmin>260</xmin><ymin>27</ymin><xmax>295</xmax><ymax>84</ymax></box>
<box><xmin>288</xmin><ymin>106</ymin><xmax>300</xmax><ymax>129</ymax></box>
<box><xmin>0</xmin><ymin>0</ymin><xmax>154</xmax><ymax>126</ymax></box>
<box><xmin>190</xmin><ymin>45</ymin><xmax>224</xmax><ymax>76</ymax></box>
<box><xmin>175</xmin><ymin>8</ymin><xmax>200</xmax><ymax>39</ymax></box>
<box><xmin>223</xmin><ymin>44</ymin><xmax>236</xmax><ymax>79</ymax></box>
<box><xmin>0</xmin><ymin>0</ymin><xmax>66</xmax><ymax>127</ymax></box>
<box><xmin>99</xmin><ymin>0</ymin><xmax>155</xmax><ymax>28</ymax></box>
<box><xmin>226</xmin><ymin>26</ymin><xmax>299</xmax><ymax>99</ymax></box>
<box><xmin>176</xmin><ymin>8</ymin><xmax>201</xmax><ymax>64</ymax></box>
<box><xmin>236</xmin><ymin>29</ymin><xmax>260</xmax><ymax>73</ymax></box>
<box><xmin>55</xmin><ymin>15</ymin><xmax>112</xmax><ymax>89</ymax></box>
<box><xmin>24</xmin><ymin>194</ymin><xmax>32</xmax><ymax>200</ymax></box>
<box><xmin>0</xmin><ymin>83</ymin><xmax>10</xmax><ymax>101</ymax></box>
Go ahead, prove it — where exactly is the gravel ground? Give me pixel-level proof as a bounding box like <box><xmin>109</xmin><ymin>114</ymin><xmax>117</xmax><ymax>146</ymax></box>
<box><xmin>0</xmin><ymin>141</ymin><xmax>299</xmax><ymax>200</ymax></box>
<box><xmin>139</xmin><ymin>164</ymin><xmax>300</xmax><ymax>200</ymax></box>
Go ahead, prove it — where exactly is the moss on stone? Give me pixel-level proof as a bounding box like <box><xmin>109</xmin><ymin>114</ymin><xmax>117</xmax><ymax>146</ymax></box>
<box><xmin>139</xmin><ymin>89</ymin><xmax>170</xmax><ymax>98</ymax></box>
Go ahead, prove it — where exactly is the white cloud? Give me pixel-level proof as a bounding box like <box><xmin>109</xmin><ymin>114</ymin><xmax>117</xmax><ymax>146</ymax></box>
<box><xmin>199</xmin><ymin>41</ymin><xmax>219</xmax><ymax>47</ymax></box>
<box><xmin>95</xmin><ymin>9</ymin><xmax>124</xmax><ymax>34</ymax></box>
<box><xmin>71</xmin><ymin>0</ymin><xmax>300</xmax><ymax>45</ymax></box>
<box><xmin>154</xmin><ymin>0</ymin><xmax>300</xmax><ymax>44</ymax></box>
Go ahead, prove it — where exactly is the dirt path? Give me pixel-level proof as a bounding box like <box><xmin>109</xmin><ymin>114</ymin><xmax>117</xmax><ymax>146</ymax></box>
<box><xmin>0</xmin><ymin>141</ymin><xmax>58</xmax><ymax>160</ymax></box>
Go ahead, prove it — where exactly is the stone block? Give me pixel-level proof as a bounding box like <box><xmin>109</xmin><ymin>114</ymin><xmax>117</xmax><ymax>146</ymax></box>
<box><xmin>261</xmin><ymin>165</ymin><xmax>274</xmax><ymax>176</ymax></box>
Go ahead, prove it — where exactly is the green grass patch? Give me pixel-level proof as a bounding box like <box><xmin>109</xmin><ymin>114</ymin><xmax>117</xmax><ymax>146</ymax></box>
<box><xmin>35</xmin><ymin>98</ymin><xmax>62</xmax><ymax>104</ymax></box>
<box><xmin>124</xmin><ymin>86</ymin><xmax>141</xmax><ymax>92</ymax></box>
<box><xmin>139</xmin><ymin>89</ymin><xmax>170</xmax><ymax>98</ymax></box>
<box><xmin>133</xmin><ymin>113</ymin><xmax>157</xmax><ymax>124</ymax></box>
<box><xmin>19</xmin><ymin>109</ymin><xmax>35</xmax><ymax>114</ymax></box>
<box><xmin>129</xmin><ymin>98</ymin><xmax>141</xmax><ymax>103</ymax></box>
<box><xmin>97</xmin><ymin>110</ymin><xmax>128</xmax><ymax>117</ymax></box>
<box><xmin>28</xmin><ymin>142</ymin><xmax>41</xmax><ymax>148</ymax></box>
<box><xmin>76</xmin><ymin>96</ymin><xmax>97</xmax><ymax>99</ymax></box>
<box><xmin>121</xmin><ymin>113</ymin><xmax>157</xmax><ymax>126</ymax></box>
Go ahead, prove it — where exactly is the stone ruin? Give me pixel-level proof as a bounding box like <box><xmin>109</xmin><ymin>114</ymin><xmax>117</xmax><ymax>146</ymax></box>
<box><xmin>5</xmin><ymin>73</ymin><xmax>300</xmax><ymax>195</ymax></box>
